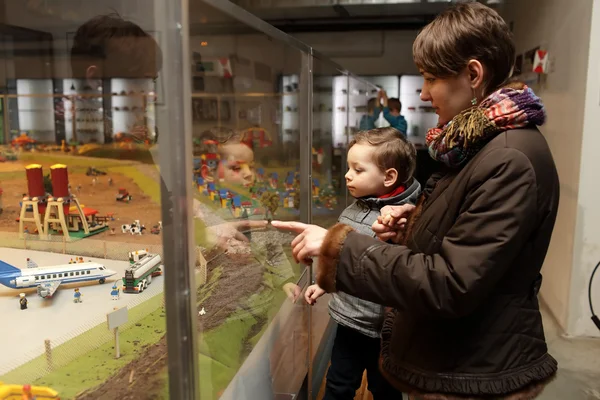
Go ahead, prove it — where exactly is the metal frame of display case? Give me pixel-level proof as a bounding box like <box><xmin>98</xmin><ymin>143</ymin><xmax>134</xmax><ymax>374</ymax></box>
<box><xmin>161</xmin><ymin>0</ymin><xmax>200</xmax><ymax>398</ymax></box>
<box><xmin>160</xmin><ymin>0</ymin><xmax>379</xmax><ymax>398</ymax></box>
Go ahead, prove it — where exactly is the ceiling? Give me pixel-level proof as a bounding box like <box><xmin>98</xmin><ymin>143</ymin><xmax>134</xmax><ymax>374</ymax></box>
<box><xmin>217</xmin><ymin>0</ymin><xmax>505</xmax><ymax>32</ymax></box>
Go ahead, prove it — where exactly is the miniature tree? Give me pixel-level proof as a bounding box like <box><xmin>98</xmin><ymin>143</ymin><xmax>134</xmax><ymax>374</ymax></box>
<box><xmin>260</xmin><ymin>192</ymin><xmax>279</xmax><ymax>221</ymax></box>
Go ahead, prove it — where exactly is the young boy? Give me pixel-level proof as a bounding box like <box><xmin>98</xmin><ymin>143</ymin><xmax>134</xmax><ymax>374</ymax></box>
<box><xmin>378</xmin><ymin>90</ymin><xmax>407</xmax><ymax>136</ymax></box>
<box><xmin>305</xmin><ymin>127</ymin><xmax>420</xmax><ymax>400</ymax></box>
<box><xmin>358</xmin><ymin>97</ymin><xmax>381</xmax><ymax>131</ymax></box>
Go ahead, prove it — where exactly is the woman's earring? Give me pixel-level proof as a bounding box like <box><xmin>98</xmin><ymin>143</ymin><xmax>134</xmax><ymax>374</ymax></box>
<box><xmin>471</xmin><ymin>97</ymin><xmax>477</xmax><ymax>106</ymax></box>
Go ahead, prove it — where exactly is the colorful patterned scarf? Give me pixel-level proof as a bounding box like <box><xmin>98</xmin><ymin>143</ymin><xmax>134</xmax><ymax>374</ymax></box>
<box><xmin>426</xmin><ymin>83</ymin><xmax>546</xmax><ymax>168</ymax></box>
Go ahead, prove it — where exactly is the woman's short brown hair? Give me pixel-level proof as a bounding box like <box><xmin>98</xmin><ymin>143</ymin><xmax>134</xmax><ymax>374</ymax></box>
<box><xmin>413</xmin><ymin>1</ymin><xmax>515</xmax><ymax>94</ymax></box>
<box><xmin>349</xmin><ymin>127</ymin><xmax>416</xmax><ymax>185</ymax></box>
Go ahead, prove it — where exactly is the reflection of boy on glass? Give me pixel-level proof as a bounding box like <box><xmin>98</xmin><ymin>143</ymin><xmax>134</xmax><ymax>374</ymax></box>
<box><xmin>304</xmin><ymin>127</ymin><xmax>420</xmax><ymax>399</ymax></box>
<box><xmin>198</xmin><ymin>127</ymin><xmax>256</xmax><ymax>187</ymax></box>
<box><xmin>358</xmin><ymin>97</ymin><xmax>381</xmax><ymax>131</ymax></box>
<box><xmin>377</xmin><ymin>90</ymin><xmax>407</xmax><ymax>136</ymax></box>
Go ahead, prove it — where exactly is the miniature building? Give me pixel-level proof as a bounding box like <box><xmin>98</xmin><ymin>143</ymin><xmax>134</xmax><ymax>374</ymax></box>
<box><xmin>312</xmin><ymin>178</ymin><xmax>320</xmax><ymax>196</ymax></box>
<box><xmin>241</xmin><ymin>127</ymin><xmax>272</xmax><ymax>148</ymax></box>
<box><xmin>231</xmin><ymin>196</ymin><xmax>242</xmax><ymax>218</ymax></box>
<box><xmin>66</xmin><ymin>206</ymin><xmax>103</xmax><ymax>232</ymax></box>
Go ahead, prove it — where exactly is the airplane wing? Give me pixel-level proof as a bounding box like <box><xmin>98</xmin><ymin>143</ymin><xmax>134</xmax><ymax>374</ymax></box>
<box><xmin>37</xmin><ymin>281</ymin><xmax>61</xmax><ymax>299</ymax></box>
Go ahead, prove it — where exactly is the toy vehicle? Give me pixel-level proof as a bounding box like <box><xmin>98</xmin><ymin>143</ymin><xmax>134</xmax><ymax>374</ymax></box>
<box><xmin>116</xmin><ymin>188</ymin><xmax>132</xmax><ymax>202</ymax></box>
<box><xmin>0</xmin><ymin>258</ymin><xmax>116</xmax><ymax>299</ymax></box>
<box><xmin>3</xmin><ymin>151</ymin><xmax>17</xmax><ymax>161</ymax></box>
<box><xmin>122</xmin><ymin>251</ymin><xmax>162</xmax><ymax>293</ymax></box>
<box><xmin>86</xmin><ymin>167</ymin><xmax>107</xmax><ymax>176</ymax></box>
<box><xmin>0</xmin><ymin>381</ymin><xmax>60</xmax><ymax>399</ymax></box>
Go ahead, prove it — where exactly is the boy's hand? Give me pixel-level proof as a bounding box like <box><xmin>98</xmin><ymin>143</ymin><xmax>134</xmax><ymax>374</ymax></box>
<box><xmin>373</xmin><ymin>204</ymin><xmax>415</xmax><ymax>243</ymax></box>
<box><xmin>283</xmin><ymin>282</ymin><xmax>302</xmax><ymax>303</ymax></box>
<box><xmin>305</xmin><ymin>284</ymin><xmax>326</xmax><ymax>305</ymax></box>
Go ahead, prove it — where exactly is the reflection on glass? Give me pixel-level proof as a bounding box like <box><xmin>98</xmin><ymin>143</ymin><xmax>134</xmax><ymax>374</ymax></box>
<box><xmin>0</xmin><ymin>5</ymin><xmax>170</xmax><ymax>400</ymax></box>
<box><xmin>190</xmin><ymin>2</ymin><xmax>311</xmax><ymax>399</ymax></box>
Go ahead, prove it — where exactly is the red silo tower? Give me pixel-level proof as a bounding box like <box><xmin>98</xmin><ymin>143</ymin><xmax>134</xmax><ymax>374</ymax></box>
<box><xmin>19</xmin><ymin>164</ymin><xmax>47</xmax><ymax>239</ymax></box>
<box><xmin>50</xmin><ymin>164</ymin><xmax>70</xmax><ymax>199</ymax></box>
<box><xmin>25</xmin><ymin>164</ymin><xmax>45</xmax><ymax>199</ymax></box>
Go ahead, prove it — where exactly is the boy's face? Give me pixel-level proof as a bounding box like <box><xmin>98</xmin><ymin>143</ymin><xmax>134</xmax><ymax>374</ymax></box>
<box><xmin>219</xmin><ymin>143</ymin><xmax>256</xmax><ymax>187</ymax></box>
<box><xmin>389</xmin><ymin>108</ymin><xmax>400</xmax><ymax>117</ymax></box>
<box><xmin>345</xmin><ymin>144</ymin><xmax>394</xmax><ymax>198</ymax></box>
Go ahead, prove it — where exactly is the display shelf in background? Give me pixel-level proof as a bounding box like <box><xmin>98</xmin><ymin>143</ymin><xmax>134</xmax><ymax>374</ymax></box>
<box><xmin>399</xmin><ymin>75</ymin><xmax>438</xmax><ymax>148</ymax></box>
<box><xmin>16</xmin><ymin>79</ymin><xmax>55</xmax><ymax>143</ymax></box>
<box><xmin>281</xmin><ymin>75</ymin><xmax>299</xmax><ymax>143</ymax></box>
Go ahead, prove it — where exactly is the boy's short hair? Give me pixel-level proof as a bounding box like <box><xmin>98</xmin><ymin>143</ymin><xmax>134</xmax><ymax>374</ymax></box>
<box><xmin>349</xmin><ymin>127</ymin><xmax>416</xmax><ymax>185</ymax></box>
<box><xmin>412</xmin><ymin>1</ymin><xmax>515</xmax><ymax>95</ymax></box>
<box><xmin>388</xmin><ymin>98</ymin><xmax>401</xmax><ymax>113</ymax></box>
<box><xmin>198</xmin><ymin>127</ymin><xmax>252</xmax><ymax>154</ymax></box>
<box><xmin>71</xmin><ymin>14</ymin><xmax>163</xmax><ymax>79</ymax></box>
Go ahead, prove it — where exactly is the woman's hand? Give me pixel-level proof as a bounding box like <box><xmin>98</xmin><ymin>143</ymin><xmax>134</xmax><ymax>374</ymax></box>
<box><xmin>372</xmin><ymin>204</ymin><xmax>415</xmax><ymax>243</ymax></box>
<box><xmin>207</xmin><ymin>219</ymin><xmax>269</xmax><ymax>250</ymax></box>
<box><xmin>270</xmin><ymin>221</ymin><xmax>328</xmax><ymax>265</ymax></box>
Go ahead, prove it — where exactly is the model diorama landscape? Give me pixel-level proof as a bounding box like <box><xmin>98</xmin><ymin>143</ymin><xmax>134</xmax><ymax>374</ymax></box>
<box><xmin>0</xmin><ymin>132</ymin><xmax>340</xmax><ymax>399</ymax></box>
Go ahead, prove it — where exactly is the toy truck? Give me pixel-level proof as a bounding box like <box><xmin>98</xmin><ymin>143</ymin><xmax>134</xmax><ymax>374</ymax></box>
<box><xmin>116</xmin><ymin>188</ymin><xmax>132</xmax><ymax>202</ymax></box>
<box><xmin>122</xmin><ymin>251</ymin><xmax>162</xmax><ymax>293</ymax></box>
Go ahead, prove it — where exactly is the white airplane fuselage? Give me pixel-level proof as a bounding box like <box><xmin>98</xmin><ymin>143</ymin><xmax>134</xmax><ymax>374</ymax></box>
<box><xmin>3</xmin><ymin>262</ymin><xmax>116</xmax><ymax>289</ymax></box>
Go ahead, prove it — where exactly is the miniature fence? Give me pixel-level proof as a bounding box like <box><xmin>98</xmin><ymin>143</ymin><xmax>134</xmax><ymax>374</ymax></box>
<box><xmin>0</xmin><ymin>233</ymin><xmax>208</xmax><ymax>383</ymax></box>
<box><xmin>0</xmin><ymin>232</ymin><xmax>207</xmax><ymax>283</ymax></box>
<box><xmin>0</xmin><ymin>291</ymin><xmax>165</xmax><ymax>384</ymax></box>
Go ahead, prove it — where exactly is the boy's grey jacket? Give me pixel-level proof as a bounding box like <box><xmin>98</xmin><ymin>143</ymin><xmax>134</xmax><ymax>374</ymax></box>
<box><xmin>328</xmin><ymin>178</ymin><xmax>421</xmax><ymax>337</ymax></box>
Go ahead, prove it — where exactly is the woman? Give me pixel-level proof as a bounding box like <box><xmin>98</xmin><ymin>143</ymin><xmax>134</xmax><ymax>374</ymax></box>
<box><xmin>272</xmin><ymin>2</ymin><xmax>559</xmax><ymax>399</ymax></box>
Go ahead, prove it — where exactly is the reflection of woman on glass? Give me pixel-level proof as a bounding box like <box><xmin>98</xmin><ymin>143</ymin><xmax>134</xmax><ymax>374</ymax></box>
<box><xmin>273</xmin><ymin>3</ymin><xmax>559</xmax><ymax>399</ymax></box>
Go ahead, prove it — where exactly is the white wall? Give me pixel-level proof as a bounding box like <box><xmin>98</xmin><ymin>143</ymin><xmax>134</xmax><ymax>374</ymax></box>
<box><xmin>503</xmin><ymin>0</ymin><xmax>595</xmax><ymax>334</ymax></box>
<box><xmin>569</xmin><ymin>0</ymin><xmax>600</xmax><ymax>337</ymax></box>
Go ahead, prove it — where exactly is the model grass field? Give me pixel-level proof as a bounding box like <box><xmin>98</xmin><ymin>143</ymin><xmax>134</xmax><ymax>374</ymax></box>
<box><xmin>1</xmin><ymin>150</ymin><xmax>304</xmax><ymax>399</ymax></box>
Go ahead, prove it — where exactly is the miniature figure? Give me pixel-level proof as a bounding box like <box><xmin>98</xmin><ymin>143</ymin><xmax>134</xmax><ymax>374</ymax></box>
<box><xmin>110</xmin><ymin>227</ymin><xmax>116</xmax><ymax>236</ymax></box>
<box><xmin>19</xmin><ymin>293</ymin><xmax>28</xmax><ymax>310</ymax></box>
<box><xmin>111</xmin><ymin>283</ymin><xmax>120</xmax><ymax>300</ymax></box>
<box><xmin>108</xmin><ymin>177</ymin><xmax>113</xmax><ymax>186</ymax></box>
<box><xmin>22</xmin><ymin>384</ymin><xmax>34</xmax><ymax>400</ymax></box>
<box><xmin>73</xmin><ymin>288</ymin><xmax>82</xmax><ymax>303</ymax></box>
<box><xmin>77</xmin><ymin>184</ymin><xmax>82</xmax><ymax>193</ymax></box>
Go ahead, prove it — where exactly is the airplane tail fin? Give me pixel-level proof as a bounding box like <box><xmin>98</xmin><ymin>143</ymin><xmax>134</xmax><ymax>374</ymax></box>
<box><xmin>26</xmin><ymin>258</ymin><xmax>39</xmax><ymax>268</ymax></box>
<box><xmin>0</xmin><ymin>260</ymin><xmax>20</xmax><ymax>274</ymax></box>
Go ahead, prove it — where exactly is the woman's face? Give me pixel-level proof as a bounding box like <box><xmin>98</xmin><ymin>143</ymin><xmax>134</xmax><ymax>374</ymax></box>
<box><xmin>420</xmin><ymin>68</ymin><xmax>475</xmax><ymax>126</ymax></box>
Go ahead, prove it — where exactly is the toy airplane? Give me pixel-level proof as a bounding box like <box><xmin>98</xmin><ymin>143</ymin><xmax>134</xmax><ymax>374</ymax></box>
<box><xmin>0</xmin><ymin>258</ymin><xmax>116</xmax><ymax>299</ymax></box>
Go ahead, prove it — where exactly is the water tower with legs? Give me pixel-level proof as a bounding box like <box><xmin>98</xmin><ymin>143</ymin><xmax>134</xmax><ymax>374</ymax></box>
<box><xmin>18</xmin><ymin>164</ymin><xmax>47</xmax><ymax>239</ymax></box>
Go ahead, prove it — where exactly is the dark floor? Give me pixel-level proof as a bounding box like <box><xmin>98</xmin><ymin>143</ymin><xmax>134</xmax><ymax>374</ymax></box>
<box><xmin>539</xmin><ymin>304</ymin><xmax>600</xmax><ymax>399</ymax></box>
